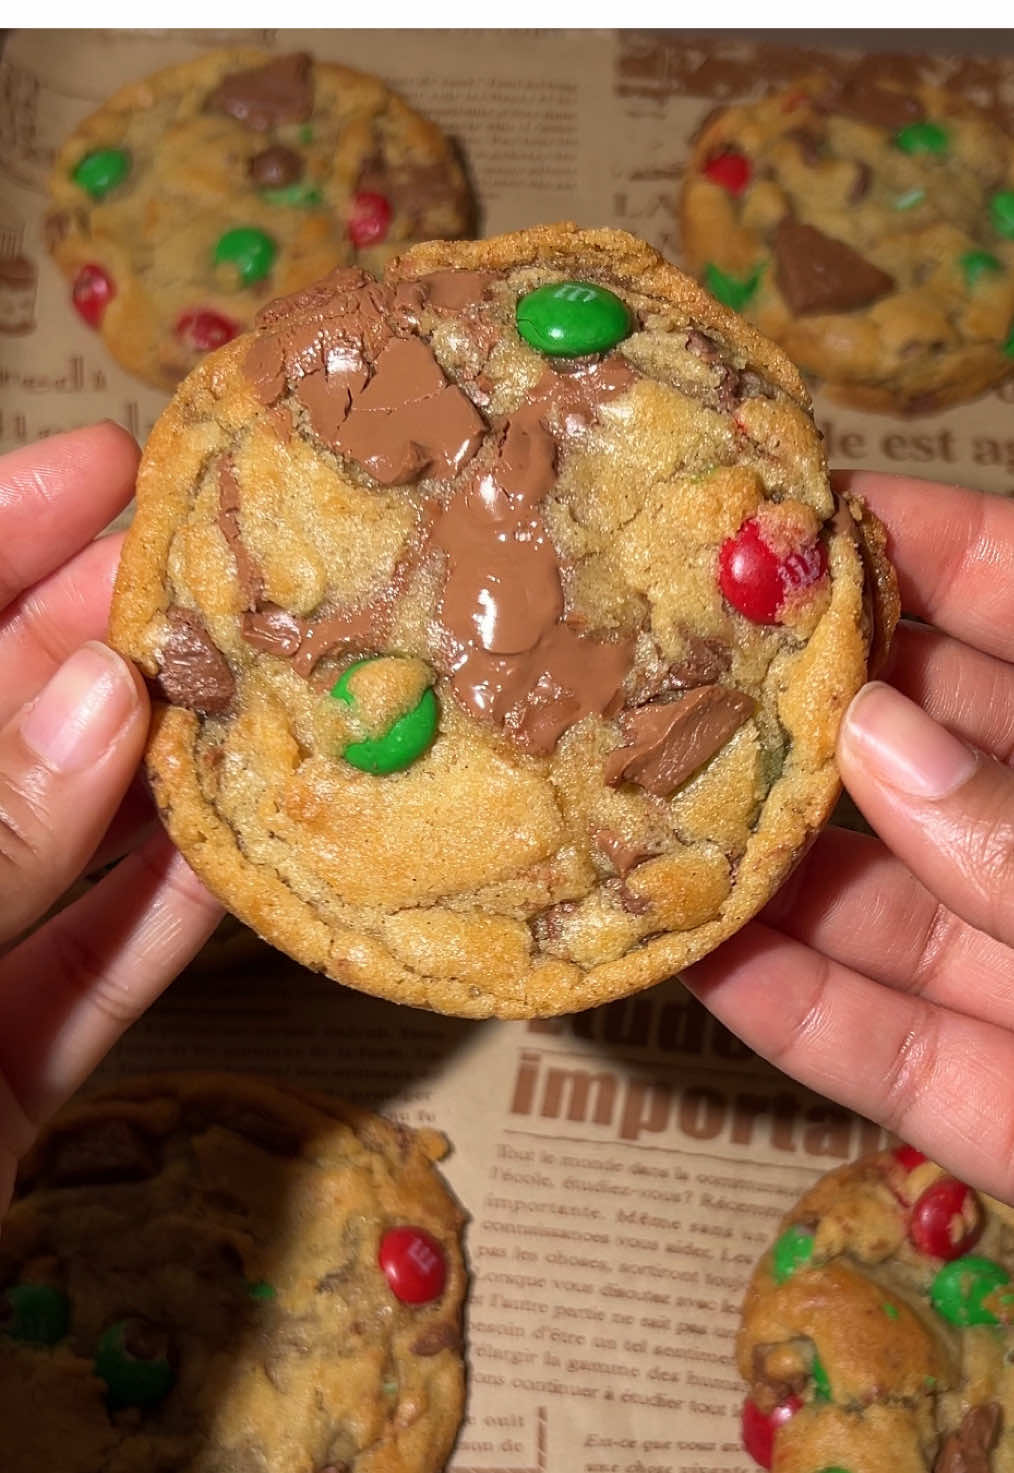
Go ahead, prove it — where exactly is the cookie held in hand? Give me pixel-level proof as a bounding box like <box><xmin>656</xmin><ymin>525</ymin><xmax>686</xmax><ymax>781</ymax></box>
<box><xmin>0</xmin><ymin>1073</ymin><xmax>466</xmax><ymax>1473</ymax></box>
<box><xmin>46</xmin><ymin>49</ymin><xmax>472</xmax><ymax>390</ymax></box>
<box><xmin>681</xmin><ymin>68</ymin><xmax>1014</xmax><ymax>414</ymax></box>
<box><xmin>110</xmin><ymin>223</ymin><xmax>899</xmax><ymax>1018</ymax></box>
<box><xmin>737</xmin><ymin>1147</ymin><xmax>1014</xmax><ymax>1469</ymax></box>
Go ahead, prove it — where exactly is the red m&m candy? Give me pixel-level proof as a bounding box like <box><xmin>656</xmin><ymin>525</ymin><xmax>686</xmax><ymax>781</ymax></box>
<box><xmin>893</xmin><ymin>1145</ymin><xmax>928</xmax><ymax>1172</ymax></box>
<box><xmin>71</xmin><ymin>264</ymin><xmax>114</xmax><ymax>328</ymax></box>
<box><xmin>379</xmin><ymin>1226</ymin><xmax>446</xmax><ymax>1304</ymax></box>
<box><xmin>703</xmin><ymin>151</ymin><xmax>752</xmax><ymax>196</ymax></box>
<box><xmin>718</xmin><ymin>516</ymin><xmax>828</xmax><ymax>624</ymax></box>
<box><xmin>909</xmin><ymin>1178</ymin><xmax>984</xmax><ymax>1261</ymax></box>
<box><xmin>176</xmin><ymin>309</ymin><xmax>239</xmax><ymax>352</ymax></box>
<box><xmin>741</xmin><ymin>1395</ymin><xmax>801</xmax><ymax>1469</ymax></box>
<box><xmin>348</xmin><ymin>192</ymin><xmax>392</xmax><ymax>248</ymax></box>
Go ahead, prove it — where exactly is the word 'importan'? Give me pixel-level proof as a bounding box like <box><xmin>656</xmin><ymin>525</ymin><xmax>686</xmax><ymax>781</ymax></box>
<box><xmin>509</xmin><ymin>1051</ymin><xmax>886</xmax><ymax>1159</ymax></box>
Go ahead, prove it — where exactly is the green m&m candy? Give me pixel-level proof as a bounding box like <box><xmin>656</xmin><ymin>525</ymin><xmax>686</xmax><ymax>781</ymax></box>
<box><xmin>213</xmin><ymin>226</ymin><xmax>277</xmax><ymax>286</ymax></box>
<box><xmin>817</xmin><ymin>1467</ymin><xmax>852</xmax><ymax>1472</ymax></box>
<box><xmin>772</xmin><ymin>1224</ymin><xmax>814</xmax><ymax>1284</ymax></box>
<box><xmin>95</xmin><ymin>1318</ymin><xmax>175</xmax><ymax>1410</ymax></box>
<box><xmin>72</xmin><ymin>147</ymin><xmax>130</xmax><ymax>199</ymax></box>
<box><xmin>893</xmin><ymin>188</ymin><xmax>926</xmax><ymax>211</ymax></box>
<box><xmin>960</xmin><ymin>249</ymin><xmax>1003</xmax><ymax>288</ymax></box>
<box><xmin>333</xmin><ymin>657</ymin><xmax>438</xmax><ymax>774</ymax></box>
<box><xmin>0</xmin><ymin>1283</ymin><xmax>70</xmax><ymax>1344</ymax></box>
<box><xmin>894</xmin><ymin>121</ymin><xmax>949</xmax><ymax>154</ymax></box>
<box><xmin>704</xmin><ymin>262</ymin><xmax>762</xmax><ymax>312</ymax></box>
<box><xmin>1003</xmin><ymin>322</ymin><xmax>1014</xmax><ymax>358</ymax></box>
<box><xmin>246</xmin><ymin>1279</ymin><xmax>276</xmax><ymax>1301</ymax></box>
<box><xmin>991</xmin><ymin>190</ymin><xmax>1014</xmax><ymax>238</ymax></box>
<box><xmin>811</xmin><ymin>1350</ymin><xmax>831</xmax><ymax>1401</ymax></box>
<box><xmin>930</xmin><ymin>1254</ymin><xmax>1012</xmax><ymax>1326</ymax></box>
<box><xmin>516</xmin><ymin>280</ymin><xmax>632</xmax><ymax>356</ymax></box>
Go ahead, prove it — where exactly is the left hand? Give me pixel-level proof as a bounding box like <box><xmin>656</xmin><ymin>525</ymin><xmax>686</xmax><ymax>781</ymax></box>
<box><xmin>0</xmin><ymin>424</ymin><xmax>222</xmax><ymax>1216</ymax></box>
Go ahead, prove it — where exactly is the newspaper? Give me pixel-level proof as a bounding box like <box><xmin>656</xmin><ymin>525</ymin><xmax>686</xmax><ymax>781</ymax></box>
<box><xmin>1</xmin><ymin>29</ymin><xmax>1009</xmax><ymax>1472</ymax></box>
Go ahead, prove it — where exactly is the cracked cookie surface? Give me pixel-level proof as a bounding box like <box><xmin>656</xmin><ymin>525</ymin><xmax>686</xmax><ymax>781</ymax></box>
<box><xmin>681</xmin><ymin>69</ymin><xmax>1014</xmax><ymax>414</ymax></box>
<box><xmin>110</xmin><ymin>223</ymin><xmax>898</xmax><ymax>1018</ymax></box>
<box><xmin>46</xmin><ymin>49</ymin><xmax>471</xmax><ymax>391</ymax></box>
<box><xmin>738</xmin><ymin>1147</ymin><xmax>1014</xmax><ymax>1471</ymax></box>
<box><xmin>0</xmin><ymin>1073</ymin><xmax>466</xmax><ymax>1473</ymax></box>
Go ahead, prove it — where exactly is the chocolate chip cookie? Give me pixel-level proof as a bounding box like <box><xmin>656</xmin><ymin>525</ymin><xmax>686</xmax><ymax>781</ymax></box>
<box><xmin>0</xmin><ymin>1073</ymin><xmax>466</xmax><ymax>1473</ymax></box>
<box><xmin>681</xmin><ymin>69</ymin><xmax>1014</xmax><ymax>414</ymax></box>
<box><xmin>46</xmin><ymin>49</ymin><xmax>472</xmax><ymax>390</ymax></box>
<box><xmin>109</xmin><ymin>222</ymin><xmax>898</xmax><ymax>1019</ymax></box>
<box><xmin>738</xmin><ymin>1146</ymin><xmax>1014</xmax><ymax>1470</ymax></box>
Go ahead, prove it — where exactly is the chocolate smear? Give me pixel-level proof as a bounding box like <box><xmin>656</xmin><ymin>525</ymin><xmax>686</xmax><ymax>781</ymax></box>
<box><xmin>155</xmin><ymin>607</ymin><xmax>235</xmax><ymax>716</ymax></box>
<box><xmin>827</xmin><ymin>76</ymin><xmax>925</xmax><ymax>131</ymax></box>
<box><xmin>433</xmin><ymin>356</ymin><xmax>638</xmax><ymax>754</ymax></box>
<box><xmin>593</xmin><ymin>829</ymin><xmax>653</xmax><ymax>877</ymax></box>
<box><xmin>206</xmin><ymin>52</ymin><xmax>313</xmax><ymax>132</ymax></box>
<box><xmin>218</xmin><ymin>459</ymin><xmax>264</xmax><ymax>611</ymax></box>
<box><xmin>935</xmin><ymin>1402</ymin><xmax>1002</xmax><ymax>1473</ymax></box>
<box><xmin>241</xmin><ymin>605</ymin><xmax>303</xmax><ymax>658</ymax></box>
<box><xmin>248</xmin><ymin>145</ymin><xmax>304</xmax><ymax>188</ymax></box>
<box><xmin>412</xmin><ymin>1322</ymin><xmax>461</xmax><ymax>1356</ymax></box>
<box><xmin>605</xmin><ymin>686</ymin><xmax>756</xmax><ymax>798</ymax></box>
<box><xmin>848</xmin><ymin>160</ymin><xmax>873</xmax><ymax>204</ymax></box>
<box><xmin>773</xmin><ymin>218</ymin><xmax>894</xmax><ymax>316</ymax></box>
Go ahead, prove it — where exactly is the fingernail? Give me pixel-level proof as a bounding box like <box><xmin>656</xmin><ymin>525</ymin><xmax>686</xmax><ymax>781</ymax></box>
<box><xmin>842</xmin><ymin>681</ymin><xmax>977</xmax><ymax>800</ymax></box>
<box><xmin>20</xmin><ymin>643</ymin><xmax>139</xmax><ymax>773</ymax></box>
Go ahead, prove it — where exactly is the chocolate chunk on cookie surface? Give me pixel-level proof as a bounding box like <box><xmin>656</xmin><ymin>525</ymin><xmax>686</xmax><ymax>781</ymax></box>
<box><xmin>45</xmin><ymin>48</ymin><xmax>472</xmax><ymax>391</ymax></box>
<box><xmin>0</xmin><ymin>1074</ymin><xmax>466</xmax><ymax>1473</ymax></box>
<box><xmin>681</xmin><ymin>67</ymin><xmax>1014</xmax><ymax>413</ymax></box>
<box><xmin>110</xmin><ymin>223</ymin><xmax>897</xmax><ymax>1018</ymax></box>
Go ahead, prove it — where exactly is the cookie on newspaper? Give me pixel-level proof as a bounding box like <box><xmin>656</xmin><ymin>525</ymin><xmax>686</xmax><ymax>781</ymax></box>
<box><xmin>0</xmin><ymin>1073</ymin><xmax>466</xmax><ymax>1473</ymax></box>
<box><xmin>681</xmin><ymin>68</ymin><xmax>1014</xmax><ymax>413</ymax></box>
<box><xmin>737</xmin><ymin>1145</ymin><xmax>1014</xmax><ymax>1470</ymax></box>
<box><xmin>109</xmin><ymin>222</ymin><xmax>898</xmax><ymax>1018</ymax></box>
<box><xmin>45</xmin><ymin>49</ymin><xmax>472</xmax><ymax>390</ymax></box>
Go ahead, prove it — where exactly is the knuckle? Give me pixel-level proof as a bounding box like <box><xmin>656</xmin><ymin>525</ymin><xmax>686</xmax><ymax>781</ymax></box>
<box><xmin>766</xmin><ymin>955</ymin><xmax>834</xmax><ymax>1074</ymax></box>
<box><xmin>45</xmin><ymin>917</ymin><xmax>142</xmax><ymax>1029</ymax></box>
<box><xmin>878</xmin><ymin>1008</ymin><xmax>941</xmax><ymax>1140</ymax></box>
<box><xmin>0</xmin><ymin>772</ymin><xmax>51</xmax><ymax>877</ymax></box>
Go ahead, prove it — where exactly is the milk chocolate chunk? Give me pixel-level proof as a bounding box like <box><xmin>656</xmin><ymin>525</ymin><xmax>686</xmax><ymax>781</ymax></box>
<box><xmin>241</xmin><ymin>605</ymin><xmax>304</xmax><ymax>657</ymax></box>
<box><xmin>415</xmin><ymin>270</ymin><xmax>498</xmax><ymax>311</ymax></box>
<box><xmin>156</xmin><ymin>606</ymin><xmax>235</xmax><ymax>715</ymax></box>
<box><xmin>773</xmin><ymin>218</ymin><xmax>894</xmax><ymax>316</ymax></box>
<box><xmin>828</xmin><ymin>77</ymin><xmax>925</xmax><ymax>131</ymax></box>
<box><xmin>605</xmin><ymin>685</ymin><xmax>756</xmax><ymax>798</ymax></box>
<box><xmin>593</xmin><ymin>828</ymin><xmax>652</xmax><ymax>877</ymax></box>
<box><xmin>206</xmin><ymin>52</ymin><xmax>313</xmax><ymax>132</ymax></box>
<box><xmin>248</xmin><ymin>145</ymin><xmax>304</xmax><ymax>188</ymax></box>
<box><xmin>43</xmin><ymin>1119</ymin><xmax>157</xmax><ymax>1186</ymax></box>
<box><xmin>335</xmin><ymin>337</ymin><xmax>484</xmax><ymax>485</ymax></box>
<box><xmin>218</xmin><ymin>460</ymin><xmax>264</xmax><ymax>610</ymax></box>
<box><xmin>935</xmin><ymin>1402</ymin><xmax>1002</xmax><ymax>1473</ymax></box>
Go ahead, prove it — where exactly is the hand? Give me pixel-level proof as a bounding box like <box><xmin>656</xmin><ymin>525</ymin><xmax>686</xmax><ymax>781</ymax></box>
<box><xmin>686</xmin><ymin>470</ymin><xmax>1014</xmax><ymax>1203</ymax></box>
<box><xmin>0</xmin><ymin>424</ymin><xmax>222</xmax><ymax>1215</ymax></box>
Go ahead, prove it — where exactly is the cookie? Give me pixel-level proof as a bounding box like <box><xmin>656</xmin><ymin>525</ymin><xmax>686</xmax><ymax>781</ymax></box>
<box><xmin>681</xmin><ymin>69</ymin><xmax>1014</xmax><ymax>414</ymax></box>
<box><xmin>0</xmin><ymin>1072</ymin><xmax>466</xmax><ymax>1473</ymax></box>
<box><xmin>737</xmin><ymin>1145</ymin><xmax>1014</xmax><ymax>1470</ymax></box>
<box><xmin>45</xmin><ymin>49</ymin><xmax>472</xmax><ymax>390</ymax></box>
<box><xmin>109</xmin><ymin>222</ymin><xmax>898</xmax><ymax>1019</ymax></box>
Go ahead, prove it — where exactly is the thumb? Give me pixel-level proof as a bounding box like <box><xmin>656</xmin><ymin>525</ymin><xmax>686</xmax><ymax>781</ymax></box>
<box><xmin>0</xmin><ymin>642</ymin><xmax>148</xmax><ymax>943</ymax></box>
<box><xmin>839</xmin><ymin>680</ymin><xmax>1014</xmax><ymax>947</ymax></box>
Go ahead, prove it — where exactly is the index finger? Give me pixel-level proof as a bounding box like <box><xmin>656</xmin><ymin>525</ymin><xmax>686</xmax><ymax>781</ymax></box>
<box><xmin>0</xmin><ymin>423</ymin><xmax>140</xmax><ymax>613</ymax></box>
<box><xmin>836</xmin><ymin>469</ymin><xmax>1014</xmax><ymax>663</ymax></box>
